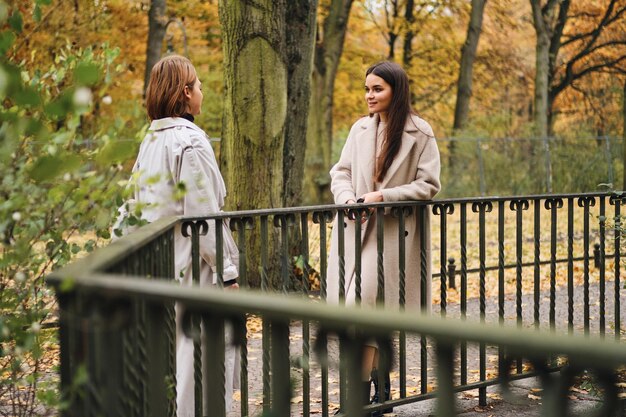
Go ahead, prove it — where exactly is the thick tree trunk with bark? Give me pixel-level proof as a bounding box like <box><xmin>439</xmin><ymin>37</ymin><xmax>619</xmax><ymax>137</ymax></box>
<box><xmin>283</xmin><ymin>0</ymin><xmax>318</xmax><ymax>208</ymax></box>
<box><xmin>219</xmin><ymin>0</ymin><xmax>316</xmax><ymax>287</ymax></box>
<box><xmin>453</xmin><ymin>0</ymin><xmax>487</xmax><ymax>132</ymax></box>
<box><xmin>304</xmin><ymin>0</ymin><xmax>353</xmax><ymax>204</ymax></box>
<box><xmin>220</xmin><ymin>0</ymin><xmax>288</xmax><ymax>288</ymax></box>
<box><xmin>144</xmin><ymin>0</ymin><xmax>167</xmax><ymax>94</ymax></box>
<box><xmin>220</xmin><ymin>0</ymin><xmax>288</xmax><ymax>210</ymax></box>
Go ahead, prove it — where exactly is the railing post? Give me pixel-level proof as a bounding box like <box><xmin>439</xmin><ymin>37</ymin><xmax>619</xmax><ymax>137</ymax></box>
<box><xmin>447</xmin><ymin>257</ymin><xmax>456</xmax><ymax>290</ymax></box>
<box><xmin>593</xmin><ymin>243</ymin><xmax>601</xmax><ymax>269</ymax></box>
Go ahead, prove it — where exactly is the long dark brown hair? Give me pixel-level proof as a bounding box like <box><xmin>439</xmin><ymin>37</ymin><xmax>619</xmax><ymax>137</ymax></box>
<box><xmin>366</xmin><ymin>61</ymin><xmax>415</xmax><ymax>182</ymax></box>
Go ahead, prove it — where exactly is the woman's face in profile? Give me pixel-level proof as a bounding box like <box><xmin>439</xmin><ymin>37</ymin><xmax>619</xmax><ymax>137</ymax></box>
<box><xmin>186</xmin><ymin>77</ymin><xmax>204</xmax><ymax>115</ymax></box>
<box><xmin>365</xmin><ymin>73</ymin><xmax>392</xmax><ymax>117</ymax></box>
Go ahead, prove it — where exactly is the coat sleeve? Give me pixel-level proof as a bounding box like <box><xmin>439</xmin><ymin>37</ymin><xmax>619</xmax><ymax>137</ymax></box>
<box><xmin>329</xmin><ymin>123</ymin><xmax>359</xmax><ymax>205</ymax></box>
<box><xmin>380</xmin><ymin>136</ymin><xmax>441</xmax><ymax>202</ymax></box>
<box><xmin>178</xmin><ymin>140</ymin><xmax>238</xmax><ymax>283</ymax></box>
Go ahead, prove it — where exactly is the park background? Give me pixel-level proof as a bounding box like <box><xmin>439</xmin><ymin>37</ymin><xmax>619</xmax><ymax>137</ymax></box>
<box><xmin>1</xmin><ymin>0</ymin><xmax>626</xmax><ymax>415</ymax></box>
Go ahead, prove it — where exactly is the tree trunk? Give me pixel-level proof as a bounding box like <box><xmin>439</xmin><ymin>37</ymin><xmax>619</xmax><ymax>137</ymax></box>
<box><xmin>623</xmin><ymin>80</ymin><xmax>626</xmax><ymax>189</ymax></box>
<box><xmin>219</xmin><ymin>0</ymin><xmax>317</xmax><ymax>287</ymax></box>
<box><xmin>402</xmin><ymin>0</ymin><xmax>415</xmax><ymax>69</ymax></box>
<box><xmin>144</xmin><ymin>0</ymin><xmax>167</xmax><ymax>95</ymax></box>
<box><xmin>304</xmin><ymin>0</ymin><xmax>354</xmax><ymax>205</ymax></box>
<box><xmin>220</xmin><ymin>0</ymin><xmax>288</xmax><ymax>288</ymax></box>
<box><xmin>530</xmin><ymin>0</ymin><xmax>550</xmax><ymax>138</ymax></box>
<box><xmin>452</xmin><ymin>0</ymin><xmax>487</xmax><ymax>132</ymax></box>
<box><xmin>283</xmin><ymin>0</ymin><xmax>318</xmax><ymax>208</ymax></box>
<box><xmin>530</xmin><ymin>0</ymin><xmax>561</xmax><ymax>140</ymax></box>
<box><xmin>388</xmin><ymin>31</ymin><xmax>398</xmax><ymax>60</ymax></box>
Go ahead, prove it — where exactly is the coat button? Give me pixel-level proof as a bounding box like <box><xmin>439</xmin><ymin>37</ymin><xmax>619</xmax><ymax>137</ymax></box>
<box><xmin>404</xmin><ymin>230</ymin><xmax>409</xmax><ymax>237</ymax></box>
<box><xmin>344</xmin><ymin>222</ymin><xmax>347</xmax><ymax>228</ymax></box>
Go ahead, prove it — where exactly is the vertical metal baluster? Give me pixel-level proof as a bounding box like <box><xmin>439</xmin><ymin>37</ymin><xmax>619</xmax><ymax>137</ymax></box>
<box><xmin>375</xmin><ymin>205</ymin><xmax>387</xmax><ymax>406</ymax></box>
<box><xmin>274</xmin><ymin>214</ymin><xmax>294</xmax><ymax>294</ymax></box>
<box><xmin>353</xmin><ymin>208</ymin><xmax>363</xmax><ymax>305</ymax></box>
<box><xmin>271</xmin><ymin>320</ymin><xmax>291</xmax><ymax>417</ymax></box>
<box><xmin>58</xmin><ymin>293</ymin><xmax>75</xmax><ymax>416</ymax></box>
<box><xmin>419</xmin><ymin>205</ymin><xmax>428</xmax><ymax>395</ymax></box>
<box><xmin>534</xmin><ymin>200</ymin><xmax>541</xmax><ymax>329</ymax></box>
<box><xmin>611</xmin><ymin>196</ymin><xmax>622</xmax><ymax>340</ymax></box>
<box><xmin>498</xmin><ymin>201</ymin><xmax>505</xmax><ymax>375</ymax></box>
<box><xmin>460</xmin><ymin>203</ymin><xmax>468</xmax><ymax>386</ymax></box>
<box><xmin>313</xmin><ymin>210</ymin><xmax>334</xmax><ymax>417</ymax></box>
<box><xmin>300</xmin><ymin>212</ymin><xmax>311</xmax><ymax>417</ymax></box>
<box><xmin>260</xmin><ymin>216</ymin><xmax>271</xmax><ymax>413</ymax></box>
<box><xmin>231</xmin><ymin>217</ymin><xmax>252</xmax><ymax>417</ymax></box>
<box><xmin>343</xmin><ymin>334</ymin><xmax>366</xmax><ymax>417</ymax></box>
<box><xmin>579</xmin><ymin>197</ymin><xmax>596</xmax><ymax>336</ymax></box>
<box><xmin>583</xmin><ymin>198</ymin><xmax>591</xmax><ymax>336</ymax></box>
<box><xmin>472</xmin><ymin>201</ymin><xmax>492</xmax><ymax>406</ymax></box>
<box><xmin>202</xmin><ymin>312</ymin><xmax>226</xmax><ymax>417</ymax></box>
<box><xmin>338</xmin><ymin>210</ymin><xmax>346</xmax><ymax>304</ymax></box>
<box><xmin>144</xmin><ymin>302</ymin><xmax>168</xmax><ymax>417</ymax></box>
<box><xmin>166</xmin><ymin>228</ymin><xmax>177</xmax><ymax>415</ymax></box>
<box><xmin>392</xmin><ymin>206</ymin><xmax>410</xmax><ymax>399</ymax></box>
<box><xmin>377</xmin><ymin>206</ymin><xmax>386</xmax><ymax>305</ymax></box>
<box><xmin>337</xmin><ymin>208</ymin><xmax>347</xmax><ymax>411</ymax></box>
<box><xmin>434</xmin><ymin>342</ymin><xmax>456</xmax><ymax>417</ymax></box>
<box><xmin>568</xmin><ymin>198</ymin><xmax>574</xmax><ymax>335</ymax></box>
<box><xmin>599</xmin><ymin>196</ymin><xmax>606</xmax><ymax>337</ymax></box>
<box><xmin>182</xmin><ymin>221</ymin><xmax>207</xmax><ymax>416</ymax></box>
<box><xmin>510</xmin><ymin>200</ymin><xmax>528</xmax><ymax>374</ymax></box>
<box><xmin>434</xmin><ymin>204</ymin><xmax>453</xmax><ymax>317</ymax></box>
<box><xmin>545</xmin><ymin>199</ymin><xmax>562</xmax><ymax>331</ymax></box>
<box><xmin>216</xmin><ymin>218</ymin><xmax>225</xmax><ymax>288</ymax></box>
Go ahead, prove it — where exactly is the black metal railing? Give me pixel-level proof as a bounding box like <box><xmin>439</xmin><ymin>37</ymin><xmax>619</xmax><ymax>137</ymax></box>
<box><xmin>47</xmin><ymin>192</ymin><xmax>625</xmax><ymax>417</ymax></box>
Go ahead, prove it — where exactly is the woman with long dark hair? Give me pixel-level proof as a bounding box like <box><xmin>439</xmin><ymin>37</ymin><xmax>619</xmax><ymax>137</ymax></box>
<box><xmin>327</xmin><ymin>61</ymin><xmax>441</xmax><ymax>415</ymax></box>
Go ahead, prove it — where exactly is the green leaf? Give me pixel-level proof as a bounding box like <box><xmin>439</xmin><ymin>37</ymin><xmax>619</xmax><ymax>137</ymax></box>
<box><xmin>0</xmin><ymin>3</ymin><xmax>8</xmax><ymax>25</ymax></box>
<box><xmin>28</xmin><ymin>154</ymin><xmax>82</xmax><ymax>182</ymax></box>
<box><xmin>8</xmin><ymin>10</ymin><xmax>22</xmax><ymax>33</ymax></box>
<box><xmin>0</xmin><ymin>31</ymin><xmax>15</xmax><ymax>56</ymax></box>
<box><xmin>33</xmin><ymin>5</ymin><xmax>41</xmax><ymax>22</ymax></box>
<box><xmin>44</xmin><ymin>90</ymin><xmax>73</xmax><ymax>119</ymax></box>
<box><xmin>14</xmin><ymin>86</ymin><xmax>41</xmax><ymax>107</ymax></box>
<box><xmin>74</xmin><ymin>62</ymin><xmax>101</xmax><ymax>86</ymax></box>
<box><xmin>95</xmin><ymin>139</ymin><xmax>137</xmax><ymax>165</ymax></box>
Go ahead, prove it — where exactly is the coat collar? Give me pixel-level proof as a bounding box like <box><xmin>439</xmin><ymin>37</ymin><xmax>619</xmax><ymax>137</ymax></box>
<box><xmin>356</xmin><ymin>113</ymin><xmax>421</xmax><ymax>192</ymax></box>
<box><xmin>149</xmin><ymin>117</ymin><xmax>208</xmax><ymax>137</ymax></box>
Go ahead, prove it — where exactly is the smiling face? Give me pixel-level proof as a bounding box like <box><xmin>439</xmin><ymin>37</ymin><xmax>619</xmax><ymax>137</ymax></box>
<box><xmin>365</xmin><ymin>73</ymin><xmax>393</xmax><ymax>122</ymax></box>
<box><xmin>185</xmin><ymin>78</ymin><xmax>204</xmax><ymax>116</ymax></box>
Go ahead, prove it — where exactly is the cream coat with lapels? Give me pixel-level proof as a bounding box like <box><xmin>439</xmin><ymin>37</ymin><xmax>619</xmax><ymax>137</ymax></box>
<box><xmin>327</xmin><ymin>113</ymin><xmax>441</xmax><ymax>311</ymax></box>
<box><xmin>115</xmin><ymin>116</ymin><xmax>240</xmax><ymax>416</ymax></box>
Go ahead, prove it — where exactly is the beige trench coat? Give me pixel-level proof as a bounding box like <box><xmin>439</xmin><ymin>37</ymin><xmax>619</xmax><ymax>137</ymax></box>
<box><xmin>326</xmin><ymin>113</ymin><xmax>441</xmax><ymax>311</ymax></box>
<box><xmin>114</xmin><ymin>117</ymin><xmax>240</xmax><ymax>416</ymax></box>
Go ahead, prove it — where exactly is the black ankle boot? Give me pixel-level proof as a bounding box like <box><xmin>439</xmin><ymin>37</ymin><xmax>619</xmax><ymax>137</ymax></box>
<box><xmin>370</xmin><ymin>369</ymin><xmax>392</xmax><ymax>416</ymax></box>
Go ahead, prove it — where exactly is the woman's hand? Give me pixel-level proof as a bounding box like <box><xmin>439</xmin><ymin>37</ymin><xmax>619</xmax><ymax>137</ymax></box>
<box><xmin>359</xmin><ymin>191</ymin><xmax>383</xmax><ymax>204</ymax></box>
<box><xmin>358</xmin><ymin>191</ymin><xmax>383</xmax><ymax>219</ymax></box>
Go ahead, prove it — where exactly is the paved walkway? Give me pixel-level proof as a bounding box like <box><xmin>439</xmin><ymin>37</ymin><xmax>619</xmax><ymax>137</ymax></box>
<box><xmin>230</xmin><ymin>280</ymin><xmax>624</xmax><ymax>416</ymax></box>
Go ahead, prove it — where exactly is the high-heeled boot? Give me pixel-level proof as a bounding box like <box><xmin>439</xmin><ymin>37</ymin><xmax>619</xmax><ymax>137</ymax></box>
<box><xmin>370</xmin><ymin>369</ymin><xmax>392</xmax><ymax>416</ymax></box>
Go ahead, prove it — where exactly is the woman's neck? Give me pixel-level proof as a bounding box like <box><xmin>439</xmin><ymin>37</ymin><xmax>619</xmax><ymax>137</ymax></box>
<box><xmin>379</xmin><ymin>112</ymin><xmax>388</xmax><ymax>123</ymax></box>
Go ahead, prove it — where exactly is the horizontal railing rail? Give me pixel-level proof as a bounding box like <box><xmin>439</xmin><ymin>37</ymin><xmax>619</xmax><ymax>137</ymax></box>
<box><xmin>47</xmin><ymin>191</ymin><xmax>626</xmax><ymax>417</ymax></box>
<box><xmin>47</xmin><ymin>272</ymin><xmax>626</xmax><ymax>417</ymax></box>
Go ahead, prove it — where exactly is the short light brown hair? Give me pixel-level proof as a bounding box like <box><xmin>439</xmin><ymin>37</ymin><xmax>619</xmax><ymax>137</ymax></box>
<box><xmin>145</xmin><ymin>55</ymin><xmax>197</xmax><ymax>121</ymax></box>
